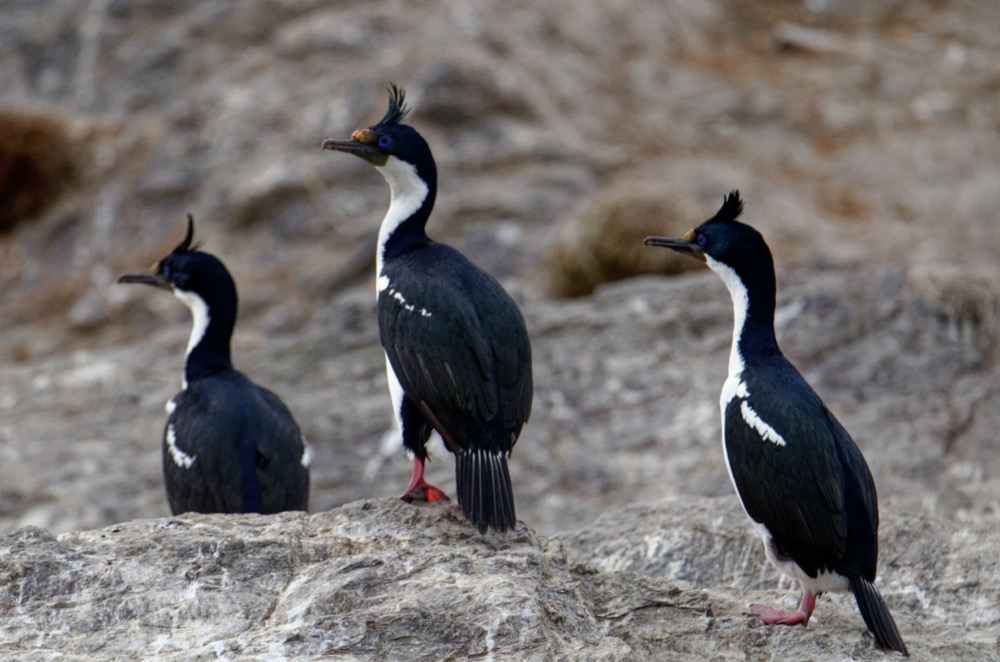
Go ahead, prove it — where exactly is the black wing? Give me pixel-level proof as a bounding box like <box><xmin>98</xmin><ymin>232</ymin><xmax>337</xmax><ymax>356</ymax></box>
<box><xmin>247</xmin><ymin>382</ymin><xmax>310</xmax><ymax>513</ymax></box>
<box><xmin>163</xmin><ymin>385</ymin><xmax>241</xmax><ymax>514</ymax></box>
<box><xmin>378</xmin><ymin>246</ymin><xmax>532</xmax><ymax>454</ymax></box>
<box><xmin>163</xmin><ymin>374</ymin><xmax>309</xmax><ymax>515</ymax></box>
<box><xmin>724</xmin><ymin>363</ymin><xmax>877</xmax><ymax>577</ymax></box>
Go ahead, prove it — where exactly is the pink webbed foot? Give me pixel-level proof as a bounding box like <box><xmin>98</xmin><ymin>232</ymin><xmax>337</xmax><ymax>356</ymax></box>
<box><xmin>400</xmin><ymin>456</ymin><xmax>451</xmax><ymax>503</ymax></box>
<box><xmin>401</xmin><ymin>481</ymin><xmax>451</xmax><ymax>503</ymax></box>
<box><xmin>751</xmin><ymin>603</ymin><xmax>809</xmax><ymax>625</ymax></box>
<box><xmin>751</xmin><ymin>591</ymin><xmax>816</xmax><ymax>627</ymax></box>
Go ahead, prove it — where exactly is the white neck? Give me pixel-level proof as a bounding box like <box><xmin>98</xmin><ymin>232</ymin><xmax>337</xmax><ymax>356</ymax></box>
<box><xmin>706</xmin><ymin>255</ymin><xmax>749</xmax><ymax>380</ymax></box>
<box><xmin>173</xmin><ymin>288</ymin><xmax>210</xmax><ymax>388</ymax></box>
<box><xmin>374</xmin><ymin>156</ymin><xmax>429</xmax><ymax>282</ymax></box>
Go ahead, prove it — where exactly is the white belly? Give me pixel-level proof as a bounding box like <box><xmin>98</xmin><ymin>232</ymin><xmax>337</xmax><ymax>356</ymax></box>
<box><xmin>752</xmin><ymin>521</ymin><xmax>850</xmax><ymax>594</ymax></box>
<box><xmin>384</xmin><ymin>353</ymin><xmax>405</xmax><ymax>433</ymax></box>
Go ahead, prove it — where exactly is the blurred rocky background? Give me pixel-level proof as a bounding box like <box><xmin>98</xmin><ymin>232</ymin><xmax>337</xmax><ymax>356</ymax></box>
<box><xmin>0</xmin><ymin>0</ymin><xmax>998</xmax><ymax>658</ymax></box>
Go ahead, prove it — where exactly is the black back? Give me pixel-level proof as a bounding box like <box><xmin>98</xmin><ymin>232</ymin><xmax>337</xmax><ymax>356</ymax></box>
<box><xmin>121</xmin><ymin>215</ymin><xmax>310</xmax><ymax>515</ymax></box>
<box><xmin>378</xmin><ymin>242</ymin><xmax>533</xmax><ymax>455</ymax></box>
<box><xmin>686</xmin><ymin>194</ymin><xmax>880</xmax><ymax>579</ymax></box>
<box><xmin>725</xmin><ymin>353</ymin><xmax>879</xmax><ymax>580</ymax></box>
<box><xmin>165</xmin><ymin>371</ymin><xmax>309</xmax><ymax>514</ymax></box>
<box><xmin>324</xmin><ymin>85</ymin><xmax>533</xmax><ymax>533</ymax></box>
<box><xmin>647</xmin><ymin>192</ymin><xmax>905</xmax><ymax>653</ymax></box>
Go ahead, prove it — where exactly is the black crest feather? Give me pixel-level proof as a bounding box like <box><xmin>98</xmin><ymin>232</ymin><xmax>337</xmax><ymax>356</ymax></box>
<box><xmin>379</xmin><ymin>83</ymin><xmax>410</xmax><ymax>127</ymax></box>
<box><xmin>709</xmin><ymin>190</ymin><xmax>744</xmax><ymax>224</ymax></box>
<box><xmin>171</xmin><ymin>213</ymin><xmax>201</xmax><ymax>254</ymax></box>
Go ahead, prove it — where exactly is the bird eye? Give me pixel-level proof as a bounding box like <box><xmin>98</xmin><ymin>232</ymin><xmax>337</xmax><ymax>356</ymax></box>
<box><xmin>378</xmin><ymin>134</ymin><xmax>393</xmax><ymax>148</ymax></box>
<box><xmin>696</xmin><ymin>233</ymin><xmax>707</xmax><ymax>248</ymax></box>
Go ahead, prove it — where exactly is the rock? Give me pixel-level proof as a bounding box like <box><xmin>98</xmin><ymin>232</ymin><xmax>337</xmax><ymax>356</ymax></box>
<box><xmin>567</xmin><ymin>496</ymin><xmax>1000</xmax><ymax>660</ymax></box>
<box><xmin>0</xmin><ymin>501</ymin><xmax>639</xmax><ymax>659</ymax></box>
<box><xmin>0</xmin><ymin>497</ymin><xmax>995</xmax><ymax>659</ymax></box>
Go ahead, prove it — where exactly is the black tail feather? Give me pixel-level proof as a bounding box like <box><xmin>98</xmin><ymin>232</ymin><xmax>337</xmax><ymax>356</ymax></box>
<box><xmin>455</xmin><ymin>449</ymin><xmax>516</xmax><ymax>534</ymax></box>
<box><xmin>849</xmin><ymin>575</ymin><xmax>909</xmax><ymax>656</ymax></box>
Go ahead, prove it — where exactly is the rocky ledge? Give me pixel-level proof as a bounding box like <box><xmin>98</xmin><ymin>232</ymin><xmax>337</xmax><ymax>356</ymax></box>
<box><xmin>1</xmin><ymin>497</ymin><xmax>995</xmax><ymax>660</ymax></box>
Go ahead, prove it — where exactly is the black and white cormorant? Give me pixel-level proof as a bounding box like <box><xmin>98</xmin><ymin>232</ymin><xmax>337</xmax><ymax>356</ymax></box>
<box><xmin>322</xmin><ymin>85</ymin><xmax>533</xmax><ymax>534</ymax></box>
<box><xmin>644</xmin><ymin>191</ymin><xmax>908</xmax><ymax>655</ymax></box>
<box><xmin>119</xmin><ymin>215</ymin><xmax>311</xmax><ymax>515</ymax></box>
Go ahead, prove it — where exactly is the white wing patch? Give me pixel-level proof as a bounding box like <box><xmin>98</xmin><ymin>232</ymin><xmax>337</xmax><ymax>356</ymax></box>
<box><xmin>740</xmin><ymin>400</ymin><xmax>787</xmax><ymax>447</ymax></box>
<box><xmin>165</xmin><ymin>397</ymin><xmax>177</xmax><ymax>415</ymax></box>
<box><xmin>386</xmin><ymin>287</ymin><xmax>432</xmax><ymax>317</ymax></box>
<box><xmin>165</xmin><ymin>423</ymin><xmax>197</xmax><ymax>469</ymax></box>
<box><xmin>720</xmin><ymin>375</ymin><xmax>750</xmax><ymax>408</ymax></box>
<box><xmin>300</xmin><ymin>435</ymin><xmax>313</xmax><ymax>469</ymax></box>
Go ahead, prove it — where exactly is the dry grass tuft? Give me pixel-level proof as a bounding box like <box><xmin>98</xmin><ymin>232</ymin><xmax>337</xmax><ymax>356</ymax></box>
<box><xmin>544</xmin><ymin>180</ymin><xmax>706</xmax><ymax>298</ymax></box>
<box><xmin>907</xmin><ymin>262</ymin><xmax>1000</xmax><ymax>355</ymax></box>
<box><xmin>0</xmin><ymin>111</ymin><xmax>78</xmax><ymax>233</ymax></box>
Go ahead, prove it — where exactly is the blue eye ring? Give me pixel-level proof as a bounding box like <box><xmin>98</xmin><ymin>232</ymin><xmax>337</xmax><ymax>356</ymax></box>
<box><xmin>378</xmin><ymin>134</ymin><xmax>393</xmax><ymax>148</ymax></box>
<box><xmin>696</xmin><ymin>233</ymin><xmax>707</xmax><ymax>248</ymax></box>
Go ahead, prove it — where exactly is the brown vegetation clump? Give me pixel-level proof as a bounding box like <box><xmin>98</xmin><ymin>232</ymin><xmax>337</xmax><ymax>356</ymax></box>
<box><xmin>0</xmin><ymin>111</ymin><xmax>77</xmax><ymax>233</ymax></box>
<box><xmin>907</xmin><ymin>261</ymin><xmax>1000</xmax><ymax>356</ymax></box>
<box><xmin>544</xmin><ymin>180</ymin><xmax>706</xmax><ymax>298</ymax></box>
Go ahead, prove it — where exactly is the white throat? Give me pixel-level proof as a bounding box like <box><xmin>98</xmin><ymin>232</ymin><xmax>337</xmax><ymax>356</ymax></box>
<box><xmin>709</xmin><ymin>255</ymin><xmax>756</xmax><ymax>516</ymax></box>
<box><xmin>374</xmin><ymin>156</ymin><xmax>429</xmax><ymax>284</ymax></box>
<box><xmin>706</xmin><ymin>255</ymin><xmax>749</xmax><ymax>380</ymax></box>
<box><xmin>173</xmin><ymin>288</ymin><xmax>210</xmax><ymax>388</ymax></box>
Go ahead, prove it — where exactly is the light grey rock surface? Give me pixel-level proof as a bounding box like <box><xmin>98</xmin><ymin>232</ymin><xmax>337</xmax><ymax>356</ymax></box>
<box><xmin>0</xmin><ymin>497</ymin><xmax>995</xmax><ymax>660</ymax></box>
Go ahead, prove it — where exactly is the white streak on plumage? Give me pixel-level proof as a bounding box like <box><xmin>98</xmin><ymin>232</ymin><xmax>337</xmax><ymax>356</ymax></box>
<box><xmin>384</xmin><ymin>353</ymin><xmax>406</xmax><ymax>434</ymax></box>
<box><xmin>386</xmin><ymin>286</ymin><xmax>433</xmax><ymax>319</ymax></box>
<box><xmin>300</xmin><ymin>435</ymin><xmax>313</xmax><ymax>469</ymax></box>
<box><xmin>165</xmin><ymin>423</ymin><xmax>197</xmax><ymax>469</ymax></box>
<box><xmin>740</xmin><ymin>401</ymin><xmax>788</xmax><ymax>447</ymax></box>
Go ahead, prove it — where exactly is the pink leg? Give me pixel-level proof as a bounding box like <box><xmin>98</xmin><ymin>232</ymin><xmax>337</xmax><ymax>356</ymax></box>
<box><xmin>751</xmin><ymin>591</ymin><xmax>817</xmax><ymax>627</ymax></box>
<box><xmin>400</xmin><ymin>456</ymin><xmax>450</xmax><ymax>503</ymax></box>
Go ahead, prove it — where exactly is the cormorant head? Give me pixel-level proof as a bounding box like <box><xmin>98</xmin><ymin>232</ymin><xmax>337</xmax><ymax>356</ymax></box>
<box><xmin>644</xmin><ymin>190</ymin><xmax>772</xmax><ymax>279</ymax></box>
<box><xmin>119</xmin><ymin>214</ymin><xmax>237</xmax><ymax>306</ymax></box>
<box><xmin>321</xmin><ymin>84</ymin><xmax>436</xmax><ymax>186</ymax></box>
